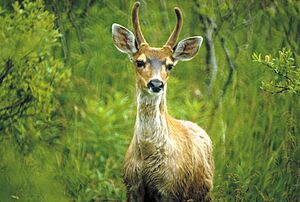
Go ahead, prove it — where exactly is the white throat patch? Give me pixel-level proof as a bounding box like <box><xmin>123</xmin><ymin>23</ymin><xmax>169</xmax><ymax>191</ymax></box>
<box><xmin>135</xmin><ymin>90</ymin><xmax>169</xmax><ymax>146</ymax></box>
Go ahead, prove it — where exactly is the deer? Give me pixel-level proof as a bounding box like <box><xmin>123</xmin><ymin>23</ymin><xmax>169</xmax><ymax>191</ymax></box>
<box><xmin>112</xmin><ymin>2</ymin><xmax>214</xmax><ymax>202</ymax></box>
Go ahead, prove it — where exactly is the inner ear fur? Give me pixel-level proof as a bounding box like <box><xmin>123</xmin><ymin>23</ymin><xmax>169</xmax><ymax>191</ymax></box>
<box><xmin>112</xmin><ymin>23</ymin><xmax>138</xmax><ymax>56</ymax></box>
<box><xmin>172</xmin><ymin>36</ymin><xmax>203</xmax><ymax>61</ymax></box>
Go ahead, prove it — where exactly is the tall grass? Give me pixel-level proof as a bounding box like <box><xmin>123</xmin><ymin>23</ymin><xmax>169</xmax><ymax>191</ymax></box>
<box><xmin>0</xmin><ymin>0</ymin><xmax>298</xmax><ymax>201</ymax></box>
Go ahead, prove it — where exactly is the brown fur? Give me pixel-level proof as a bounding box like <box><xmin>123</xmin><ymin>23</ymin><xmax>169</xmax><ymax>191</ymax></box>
<box><xmin>123</xmin><ymin>45</ymin><xmax>214</xmax><ymax>201</ymax></box>
<box><xmin>113</xmin><ymin>3</ymin><xmax>213</xmax><ymax>201</ymax></box>
<box><xmin>124</xmin><ymin>101</ymin><xmax>214</xmax><ymax>201</ymax></box>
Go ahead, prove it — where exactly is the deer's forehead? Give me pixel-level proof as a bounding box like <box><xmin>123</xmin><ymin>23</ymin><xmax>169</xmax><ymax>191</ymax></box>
<box><xmin>135</xmin><ymin>47</ymin><xmax>173</xmax><ymax>64</ymax></box>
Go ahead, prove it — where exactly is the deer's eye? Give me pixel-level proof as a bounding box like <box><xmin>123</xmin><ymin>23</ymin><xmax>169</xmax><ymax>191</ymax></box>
<box><xmin>136</xmin><ymin>60</ymin><xmax>145</xmax><ymax>68</ymax></box>
<box><xmin>166</xmin><ymin>64</ymin><xmax>174</xmax><ymax>71</ymax></box>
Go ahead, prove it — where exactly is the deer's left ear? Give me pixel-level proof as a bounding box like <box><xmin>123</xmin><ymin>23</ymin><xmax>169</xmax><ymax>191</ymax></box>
<box><xmin>173</xmin><ymin>36</ymin><xmax>203</xmax><ymax>61</ymax></box>
<box><xmin>112</xmin><ymin>23</ymin><xmax>137</xmax><ymax>56</ymax></box>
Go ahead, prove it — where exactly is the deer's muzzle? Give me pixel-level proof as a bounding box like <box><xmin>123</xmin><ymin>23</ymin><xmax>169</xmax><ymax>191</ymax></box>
<box><xmin>147</xmin><ymin>79</ymin><xmax>164</xmax><ymax>93</ymax></box>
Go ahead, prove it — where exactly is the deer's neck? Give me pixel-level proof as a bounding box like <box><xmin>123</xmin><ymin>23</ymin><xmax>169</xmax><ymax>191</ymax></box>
<box><xmin>135</xmin><ymin>88</ymin><xmax>169</xmax><ymax>146</ymax></box>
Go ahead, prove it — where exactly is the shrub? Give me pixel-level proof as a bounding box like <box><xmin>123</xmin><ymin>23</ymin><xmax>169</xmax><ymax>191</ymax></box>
<box><xmin>252</xmin><ymin>49</ymin><xmax>300</xmax><ymax>94</ymax></box>
<box><xmin>0</xmin><ymin>0</ymin><xmax>70</xmax><ymax>150</ymax></box>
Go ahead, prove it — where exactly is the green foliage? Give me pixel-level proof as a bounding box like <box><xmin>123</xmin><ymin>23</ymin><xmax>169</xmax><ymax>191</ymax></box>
<box><xmin>57</xmin><ymin>93</ymin><xmax>132</xmax><ymax>201</ymax></box>
<box><xmin>0</xmin><ymin>0</ymin><xmax>299</xmax><ymax>201</ymax></box>
<box><xmin>0</xmin><ymin>0</ymin><xmax>70</xmax><ymax>138</ymax></box>
<box><xmin>0</xmin><ymin>1</ymin><xmax>70</xmax><ymax>201</ymax></box>
<box><xmin>0</xmin><ymin>140</ymin><xmax>68</xmax><ymax>201</ymax></box>
<box><xmin>253</xmin><ymin>49</ymin><xmax>300</xmax><ymax>94</ymax></box>
<box><xmin>51</xmin><ymin>5</ymin><xmax>136</xmax><ymax>200</ymax></box>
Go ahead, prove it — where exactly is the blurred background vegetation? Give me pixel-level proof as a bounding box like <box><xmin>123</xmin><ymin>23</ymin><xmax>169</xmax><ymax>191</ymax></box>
<box><xmin>0</xmin><ymin>0</ymin><xmax>299</xmax><ymax>201</ymax></box>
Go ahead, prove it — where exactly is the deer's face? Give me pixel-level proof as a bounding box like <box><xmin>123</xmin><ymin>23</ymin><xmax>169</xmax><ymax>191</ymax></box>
<box><xmin>131</xmin><ymin>45</ymin><xmax>174</xmax><ymax>95</ymax></box>
<box><xmin>112</xmin><ymin>2</ymin><xmax>203</xmax><ymax>95</ymax></box>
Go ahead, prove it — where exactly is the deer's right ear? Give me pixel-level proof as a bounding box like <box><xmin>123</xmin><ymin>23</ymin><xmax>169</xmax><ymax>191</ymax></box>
<box><xmin>112</xmin><ymin>23</ymin><xmax>137</xmax><ymax>56</ymax></box>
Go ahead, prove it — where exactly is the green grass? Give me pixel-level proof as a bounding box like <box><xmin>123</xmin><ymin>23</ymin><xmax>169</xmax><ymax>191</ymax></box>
<box><xmin>0</xmin><ymin>0</ymin><xmax>299</xmax><ymax>201</ymax></box>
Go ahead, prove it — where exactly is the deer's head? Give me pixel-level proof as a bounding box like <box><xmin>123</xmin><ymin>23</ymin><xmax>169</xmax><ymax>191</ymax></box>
<box><xmin>112</xmin><ymin>2</ymin><xmax>202</xmax><ymax>96</ymax></box>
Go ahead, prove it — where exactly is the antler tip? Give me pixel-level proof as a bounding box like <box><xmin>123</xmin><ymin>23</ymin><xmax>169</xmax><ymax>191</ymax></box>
<box><xmin>165</xmin><ymin>6</ymin><xmax>183</xmax><ymax>47</ymax></box>
<box><xmin>174</xmin><ymin>7</ymin><xmax>182</xmax><ymax>16</ymax></box>
<box><xmin>133</xmin><ymin>1</ymin><xmax>140</xmax><ymax>8</ymax></box>
<box><xmin>132</xmin><ymin>1</ymin><xmax>147</xmax><ymax>45</ymax></box>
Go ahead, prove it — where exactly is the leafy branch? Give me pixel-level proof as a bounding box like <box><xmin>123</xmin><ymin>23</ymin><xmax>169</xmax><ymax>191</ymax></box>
<box><xmin>252</xmin><ymin>49</ymin><xmax>300</xmax><ymax>94</ymax></box>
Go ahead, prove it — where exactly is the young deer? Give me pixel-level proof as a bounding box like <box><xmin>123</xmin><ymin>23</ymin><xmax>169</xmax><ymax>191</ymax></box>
<box><xmin>112</xmin><ymin>2</ymin><xmax>213</xmax><ymax>202</ymax></box>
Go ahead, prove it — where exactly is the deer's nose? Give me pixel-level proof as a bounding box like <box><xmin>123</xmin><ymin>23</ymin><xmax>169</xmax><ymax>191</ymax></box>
<box><xmin>147</xmin><ymin>79</ymin><xmax>164</xmax><ymax>93</ymax></box>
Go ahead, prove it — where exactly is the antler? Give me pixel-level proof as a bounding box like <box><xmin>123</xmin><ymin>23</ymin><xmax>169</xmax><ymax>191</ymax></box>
<box><xmin>132</xmin><ymin>2</ymin><xmax>147</xmax><ymax>46</ymax></box>
<box><xmin>164</xmin><ymin>7</ymin><xmax>183</xmax><ymax>48</ymax></box>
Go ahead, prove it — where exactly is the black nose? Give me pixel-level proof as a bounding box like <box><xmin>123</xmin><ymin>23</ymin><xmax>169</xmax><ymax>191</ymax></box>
<box><xmin>147</xmin><ymin>79</ymin><xmax>164</xmax><ymax>93</ymax></box>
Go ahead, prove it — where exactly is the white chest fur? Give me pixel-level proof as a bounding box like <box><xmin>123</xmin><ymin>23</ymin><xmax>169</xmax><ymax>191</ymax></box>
<box><xmin>134</xmin><ymin>91</ymin><xmax>173</xmax><ymax>157</ymax></box>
